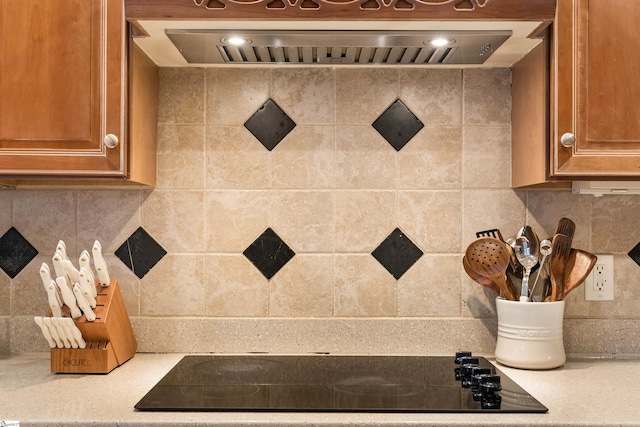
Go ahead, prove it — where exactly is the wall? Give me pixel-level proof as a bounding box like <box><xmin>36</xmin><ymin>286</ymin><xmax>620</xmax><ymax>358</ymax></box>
<box><xmin>1</xmin><ymin>67</ymin><xmax>639</xmax><ymax>355</ymax></box>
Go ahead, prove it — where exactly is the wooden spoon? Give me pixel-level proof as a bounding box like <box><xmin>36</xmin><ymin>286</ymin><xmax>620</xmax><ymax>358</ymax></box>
<box><xmin>463</xmin><ymin>256</ymin><xmax>501</xmax><ymax>295</ymax></box>
<box><xmin>549</xmin><ymin>234</ymin><xmax>572</xmax><ymax>301</ymax></box>
<box><xmin>465</xmin><ymin>238</ymin><xmax>517</xmax><ymax>301</ymax></box>
<box><xmin>560</xmin><ymin>249</ymin><xmax>597</xmax><ymax>300</ymax></box>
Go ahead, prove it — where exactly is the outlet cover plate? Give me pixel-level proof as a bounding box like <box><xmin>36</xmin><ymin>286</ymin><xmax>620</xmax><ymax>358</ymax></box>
<box><xmin>584</xmin><ymin>254</ymin><xmax>614</xmax><ymax>301</ymax></box>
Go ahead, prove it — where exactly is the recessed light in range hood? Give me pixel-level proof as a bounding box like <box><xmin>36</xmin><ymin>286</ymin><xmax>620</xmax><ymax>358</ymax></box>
<box><xmin>165</xmin><ymin>29</ymin><xmax>511</xmax><ymax>65</ymax></box>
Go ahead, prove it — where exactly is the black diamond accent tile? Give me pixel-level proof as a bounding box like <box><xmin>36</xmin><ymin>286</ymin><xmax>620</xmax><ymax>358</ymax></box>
<box><xmin>243</xmin><ymin>228</ymin><xmax>295</xmax><ymax>279</ymax></box>
<box><xmin>0</xmin><ymin>227</ymin><xmax>38</xmax><ymax>278</ymax></box>
<box><xmin>372</xmin><ymin>99</ymin><xmax>424</xmax><ymax>151</ymax></box>
<box><xmin>244</xmin><ymin>99</ymin><xmax>296</xmax><ymax>151</ymax></box>
<box><xmin>115</xmin><ymin>227</ymin><xmax>167</xmax><ymax>279</ymax></box>
<box><xmin>371</xmin><ymin>228</ymin><xmax>423</xmax><ymax>280</ymax></box>
<box><xmin>628</xmin><ymin>241</ymin><xmax>640</xmax><ymax>268</ymax></box>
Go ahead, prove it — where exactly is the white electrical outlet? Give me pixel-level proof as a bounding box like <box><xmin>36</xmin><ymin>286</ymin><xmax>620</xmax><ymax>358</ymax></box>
<box><xmin>584</xmin><ymin>254</ymin><xmax>614</xmax><ymax>301</ymax></box>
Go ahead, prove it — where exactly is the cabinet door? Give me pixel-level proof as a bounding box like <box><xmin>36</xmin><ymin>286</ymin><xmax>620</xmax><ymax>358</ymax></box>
<box><xmin>552</xmin><ymin>0</ymin><xmax>640</xmax><ymax>178</ymax></box>
<box><xmin>0</xmin><ymin>0</ymin><xmax>125</xmax><ymax>177</ymax></box>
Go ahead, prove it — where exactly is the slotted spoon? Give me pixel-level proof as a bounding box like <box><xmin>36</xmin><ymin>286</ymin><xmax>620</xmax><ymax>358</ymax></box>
<box><xmin>463</xmin><ymin>256</ymin><xmax>501</xmax><ymax>295</ymax></box>
<box><xmin>465</xmin><ymin>238</ymin><xmax>517</xmax><ymax>301</ymax></box>
<box><xmin>476</xmin><ymin>228</ymin><xmax>522</xmax><ymax>276</ymax></box>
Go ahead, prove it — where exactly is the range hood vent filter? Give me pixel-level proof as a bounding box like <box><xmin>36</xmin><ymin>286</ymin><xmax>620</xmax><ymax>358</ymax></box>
<box><xmin>165</xmin><ymin>30</ymin><xmax>511</xmax><ymax>65</ymax></box>
<box><xmin>218</xmin><ymin>45</ymin><xmax>458</xmax><ymax>65</ymax></box>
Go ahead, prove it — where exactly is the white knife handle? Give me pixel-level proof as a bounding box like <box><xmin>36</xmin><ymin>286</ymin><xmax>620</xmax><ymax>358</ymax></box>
<box><xmin>73</xmin><ymin>284</ymin><xmax>96</xmax><ymax>322</ymax></box>
<box><xmin>42</xmin><ymin>317</ymin><xmax>64</xmax><ymax>348</ymax></box>
<box><xmin>79</xmin><ymin>250</ymin><xmax>97</xmax><ymax>297</ymax></box>
<box><xmin>92</xmin><ymin>240</ymin><xmax>111</xmax><ymax>287</ymax></box>
<box><xmin>56</xmin><ymin>240</ymin><xmax>68</xmax><ymax>260</ymax></box>
<box><xmin>60</xmin><ymin>324</ymin><xmax>79</xmax><ymax>349</ymax></box>
<box><xmin>52</xmin><ymin>251</ymin><xmax>71</xmax><ymax>290</ymax></box>
<box><xmin>61</xmin><ymin>260</ymin><xmax>81</xmax><ymax>288</ymax></box>
<box><xmin>54</xmin><ymin>317</ymin><xmax>79</xmax><ymax>349</ymax></box>
<box><xmin>62</xmin><ymin>318</ymin><xmax>86</xmax><ymax>349</ymax></box>
<box><xmin>49</xmin><ymin>317</ymin><xmax>72</xmax><ymax>348</ymax></box>
<box><xmin>39</xmin><ymin>263</ymin><xmax>53</xmax><ymax>292</ymax></box>
<box><xmin>46</xmin><ymin>282</ymin><xmax>63</xmax><ymax>318</ymax></box>
<box><xmin>55</xmin><ymin>277</ymin><xmax>82</xmax><ymax>319</ymax></box>
<box><xmin>34</xmin><ymin>317</ymin><xmax>56</xmax><ymax>348</ymax></box>
<box><xmin>42</xmin><ymin>264</ymin><xmax>63</xmax><ymax>308</ymax></box>
<box><xmin>78</xmin><ymin>268</ymin><xmax>97</xmax><ymax>308</ymax></box>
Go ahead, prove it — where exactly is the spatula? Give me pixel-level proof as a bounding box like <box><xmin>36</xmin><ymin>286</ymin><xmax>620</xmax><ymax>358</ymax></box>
<box><xmin>554</xmin><ymin>217</ymin><xmax>576</xmax><ymax>240</ymax></box>
<box><xmin>549</xmin><ymin>234</ymin><xmax>572</xmax><ymax>301</ymax></box>
<box><xmin>560</xmin><ymin>249</ymin><xmax>597</xmax><ymax>300</ymax></box>
<box><xmin>465</xmin><ymin>238</ymin><xmax>517</xmax><ymax>301</ymax></box>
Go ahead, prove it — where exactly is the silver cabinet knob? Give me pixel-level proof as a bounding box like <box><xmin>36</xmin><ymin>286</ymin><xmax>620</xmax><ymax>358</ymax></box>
<box><xmin>103</xmin><ymin>134</ymin><xmax>119</xmax><ymax>149</ymax></box>
<box><xmin>560</xmin><ymin>132</ymin><xmax>576</xmax><ymax>147</ymax></box>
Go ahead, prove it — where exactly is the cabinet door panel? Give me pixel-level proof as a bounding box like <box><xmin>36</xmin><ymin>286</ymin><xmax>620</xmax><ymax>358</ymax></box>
<box><xmin>553</xmin><ymin>0</ymin><xmax>640</xmax><ymax>178</ymax></box>
<box><xmin>583</xmin><ymin>0</ymin><xmax>640</xmax><ymax>144</ymax></box>
<box><xmin>1</xmin><ymin>0</ymin><xmax>94</xmax><ymax>143</ymax></box>
<box><xmin>0</xmin><ymin>0</ymin><xmax>125</xmax><ymax>176</ymax></box>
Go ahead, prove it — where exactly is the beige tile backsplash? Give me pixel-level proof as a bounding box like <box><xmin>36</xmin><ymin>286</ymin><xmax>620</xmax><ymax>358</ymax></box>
<box><xmin>334</xmin><ymin>254</ymin><xmax>397</xmax><ymax>317</ymax></box>
<box><xmin>156</xmin><ymin>125</ymin><xmax>206</xmax><ymax>189</ymax></box>
<box><xmin>205</xmin><ymin>254</ymin><xmax>268</xmax><ymax>317</ymax></box>
<box><xmin>335</xmin><ymin>191</ymin><xmax>396</xmax><ymax>253</ymax></box>
<box><xmin>2</xmin><ymin>67</ymin><xmax>640</xmax><ymax>356</ymax></box>
<box><xmin>335</xmin><ymin>69</ymin><xmax>399</xmax><ymax>125</ymax></box>
<box><xmin>398</xmin><ymin>125</ymin><xmax>462</xmax><ymax>189</ymax></box>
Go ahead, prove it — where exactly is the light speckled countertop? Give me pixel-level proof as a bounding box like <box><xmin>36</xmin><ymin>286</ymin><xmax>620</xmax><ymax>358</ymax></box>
<box><xmin>1</xmin><ymin>353</ymin><xmax>639</xmax><ymax>427</ymax></box>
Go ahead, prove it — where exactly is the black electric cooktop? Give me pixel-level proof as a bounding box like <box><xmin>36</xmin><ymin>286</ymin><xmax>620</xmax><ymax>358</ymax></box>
<box><xmin>135</xmin><ymin>354</ymin><xmax>548</xmax><ymax>413</ymax></box>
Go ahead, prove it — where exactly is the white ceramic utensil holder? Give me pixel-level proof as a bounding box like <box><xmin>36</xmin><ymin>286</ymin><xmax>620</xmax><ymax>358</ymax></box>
<box><xmin>495</xmin><ymin>297</ymin><xmax>566</xmax><ymax>370</ymax></box>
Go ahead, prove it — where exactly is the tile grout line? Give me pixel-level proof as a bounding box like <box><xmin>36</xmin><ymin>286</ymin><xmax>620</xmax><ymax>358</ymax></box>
<box><xmin>202</xmin><ymin>68</ymin><xmax>208</xmax><ymax>318</ymax></box>
<box><xmin>332</xmin><ymin>68</ymin><xmax>337</xmax><ymax>317</ymax></box>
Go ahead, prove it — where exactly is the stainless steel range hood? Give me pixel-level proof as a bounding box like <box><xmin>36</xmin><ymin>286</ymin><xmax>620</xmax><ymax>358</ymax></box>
<box><xmin>165</xmin><ymin>29</ymin><xmax>511</xmax><ymax>65</ymax></box>
<box><xmin>133</xmin><ymin>21</ymin><xmax>546</xmax><ymax>68</ymax></box>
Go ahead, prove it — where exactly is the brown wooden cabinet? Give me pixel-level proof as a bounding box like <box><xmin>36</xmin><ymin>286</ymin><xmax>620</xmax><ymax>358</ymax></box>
<box><xmin>513</xmin><ymin>0</ymin><xmax>640</xmax><ymax>187</ymax></box>
<box><xmin>0</xmin><ymin>0</ymin><xmax>157</xmax><ymax>185</ymax></box>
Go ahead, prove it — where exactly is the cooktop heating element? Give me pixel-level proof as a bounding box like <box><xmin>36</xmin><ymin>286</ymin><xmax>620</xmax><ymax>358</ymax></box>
<box><xmin>135</xmin><ymin>353</ymin><xmax>548</xmax><ymax>413</ymax></box>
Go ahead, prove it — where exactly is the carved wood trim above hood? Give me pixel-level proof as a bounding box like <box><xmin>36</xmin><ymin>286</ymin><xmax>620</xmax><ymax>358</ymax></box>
<box><xmin>125</xmin><ymin>0</ymin><xmax>556</xmax><ymax>21</ymax></box>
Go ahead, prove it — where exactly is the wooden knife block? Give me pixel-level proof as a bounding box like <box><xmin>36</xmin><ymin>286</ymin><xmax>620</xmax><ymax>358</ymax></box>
<box><xmin>49</xmin><ymin>280</ymin><xmax>137</xmax><ymax>374</ymax></box>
